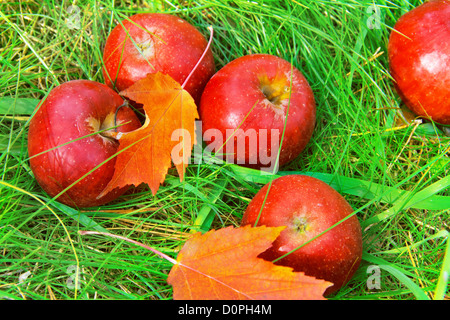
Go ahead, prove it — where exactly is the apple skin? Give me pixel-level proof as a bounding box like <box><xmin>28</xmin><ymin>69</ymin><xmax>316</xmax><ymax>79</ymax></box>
<box><xmin>199</xmin><ymin>54</ymin><xmax>316</xmax><ymax>169</ymax></box>
<box><xmin>28</xmin><ymin>80</ymin><xmax>141</xmax><ymax>208</ymax></box>
<box><xmin>102</xmin><ymin>13</ymin><xmax>215</xmax><ymax>104</ymax></box>
<box><xmin>388</xmin><ymin>0</ymin><xmax>450</xmax><ymax>125</ymax></box>
<box><xmin>241</xmin><ymin>175</ymin><xmax>363</xmax><ymax>296</ymax></box>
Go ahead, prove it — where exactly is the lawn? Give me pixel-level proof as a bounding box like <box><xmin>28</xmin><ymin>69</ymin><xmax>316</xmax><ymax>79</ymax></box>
<box><xmin>0</xmin><ymin>0</ymin><xmax>449</xmax><ymax>300</ymax></box>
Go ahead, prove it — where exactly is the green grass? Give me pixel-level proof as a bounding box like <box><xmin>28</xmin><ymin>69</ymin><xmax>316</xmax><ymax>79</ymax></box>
<box><xmin>1</xmin><ymin>0</ymin><xmax>449</xmax><ymax>300</ymax></box>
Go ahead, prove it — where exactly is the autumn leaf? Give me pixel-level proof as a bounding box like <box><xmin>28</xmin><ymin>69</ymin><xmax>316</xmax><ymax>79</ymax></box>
<box><xmin>99</xmin><ymin>72</ymin><xmax>198</xmax><ymax>196</ymax></box>
<box><xmin>167</xmin><ymin>225</ymin><xmax>332</xmax><ymax>300</ymax></box>
<box><xmin>79</xmin><ymin>225</ymin><xmax>332</xmax><ymax>300</ymax></box>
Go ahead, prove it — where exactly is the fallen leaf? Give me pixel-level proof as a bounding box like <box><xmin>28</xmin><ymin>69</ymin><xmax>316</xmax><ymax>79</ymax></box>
<box><xmin>167</xmin><ymin>225</ymin><xmax>332</xmax><ymax>300</ymax></box>
<box><xmin>100</xmin><ymin>72</ymin><xmax>198</xmax><ymax>196</ymax></box>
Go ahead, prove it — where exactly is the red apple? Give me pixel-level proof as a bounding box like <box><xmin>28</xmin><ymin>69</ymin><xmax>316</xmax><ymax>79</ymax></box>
<box><xmin>388</xmin><ymin>0</ymin><xmax>450</xmax><ymax>124</ymax></box>
<box><xmin>28</xmin><ymin>80</ymin><xmax>141</xmax><ymax>208</ymax></box>
<box><xmin>199</xmin><ymin>54</ymin><xmax>316</xmax><ymax>171</ymax></box>
<box><xmin>241</xmin><ymin>175</ymin><xmax>363</xmax><ymax>296</ymax></box>
<box><xmin>102</xmin><ymin>13</ymin><xmax>215</xmax><ymax>104</ymax></box>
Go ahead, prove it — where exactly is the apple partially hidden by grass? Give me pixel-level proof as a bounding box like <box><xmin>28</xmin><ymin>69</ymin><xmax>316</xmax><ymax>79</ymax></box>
<box><xmin>28</xmin><ymin>80</ymin><xmax>141</xmax><ymax>208</ymax></box>
<box><xmin>388</xmin><ymin>0</ymin><xmax>450</xmax><ymax>125</ymax></box>
<box><xmin>241</xmin><ymin>175</ymin><xmax>363</xmax><ymax>296</ymax></box>
<box><xmin>102</xmin><ymin>13</ymin><xmax>215</xmax><ymax>104</ymax></box>
<box><xmin>199</xmin><ymin>54</ymin><xmax>316</xmax><ymax>170</ymax></box>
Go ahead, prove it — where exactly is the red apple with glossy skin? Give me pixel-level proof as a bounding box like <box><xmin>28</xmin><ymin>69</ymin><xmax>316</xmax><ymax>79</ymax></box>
<box><xmin>28</xmin><ymin>80</ymin><xmax>141</xmax><ymax>208</ymax></box>
<box><xmin>241</xmin><ymin>175</ymin><xmax>363</xmax><ymax>296</ymax></box>
<box><xmin>102</xmin><ymin>13</ymin><xmax>215</xmax><ymax>104</ymax></box>
<box><xmin>388</xmin><ymin>0</ymin><xmax>450</xmax><ymax>125</ymax></box>
<box><xmin>199</xmin><ymin>54</ymin><xmax>316</xmax><ymax>170</ymax></box>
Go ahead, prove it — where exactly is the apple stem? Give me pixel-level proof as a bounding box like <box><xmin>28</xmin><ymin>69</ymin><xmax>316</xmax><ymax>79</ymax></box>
<box><xmin>114</xmin><ymin>100</ymin><xmax>130</xmax><ymax>132</ymax></box>
<box><xmin>78</xmin><ymin>230</ymin><xmax>178</xmax><ymax>265</ymax></box>
<box><xmin>181</xmin><ymin>26</ymin><xmax>214</xmax><ymax>89</ymax></box>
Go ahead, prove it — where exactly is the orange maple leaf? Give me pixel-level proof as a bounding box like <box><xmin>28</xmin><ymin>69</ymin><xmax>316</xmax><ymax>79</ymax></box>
<box><xmin>167</xmin><ymin>225</ymin><xmax>332</xmax><ymax>300</ymax></box>
<box><xmin>99</xmin><ymin>72</ymin><xmax>198</xmax><ymax>196</ymax></box>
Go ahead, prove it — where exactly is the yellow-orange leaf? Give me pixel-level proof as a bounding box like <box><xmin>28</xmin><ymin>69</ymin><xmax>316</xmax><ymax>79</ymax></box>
<box><xmin>100</xmin><ymin>72</ymin><xmax>198</xmax><ymax>196</ymax></box>
<box><xmin>167</xmin><ymin>225</ymin><xmax>332</xmax><ymax>300</ymax></box>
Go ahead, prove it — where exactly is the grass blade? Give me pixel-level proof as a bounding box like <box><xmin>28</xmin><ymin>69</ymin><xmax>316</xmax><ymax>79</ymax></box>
<box><xmin>229</xmin><ymin>165</ymin><xmax>450</xmax><ymax>212</ymax></box>
<box><xmin>0</xmin><ymin>98</ymin><xmax>39</xmax><ymax>115</ymax></box>
<box><xmin>434</xmin><ymin>231</ymin><xmax>450</xmax><ymax>300</ymax></box>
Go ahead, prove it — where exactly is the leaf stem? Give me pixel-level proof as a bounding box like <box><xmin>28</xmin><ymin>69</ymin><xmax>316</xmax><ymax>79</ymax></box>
<box><xmin>181</xmin><ymin>26</ymin><xmax>214</xmax><ymax>89</ymax></box>
<box><xmin>78</xmin><ymin>230</ymin><xmax>178</xmax><ymax>265</ymax></box>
